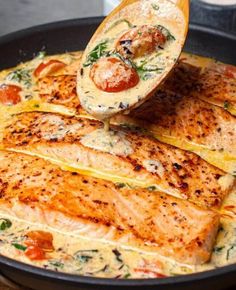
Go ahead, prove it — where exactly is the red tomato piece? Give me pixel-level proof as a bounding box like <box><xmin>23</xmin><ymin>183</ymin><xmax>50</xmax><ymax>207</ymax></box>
<box><xmin>134</xmin><ymin>268</ymin><xmax>167</xmax><ymax>278</ymax></box>
<box><xmin>25</xmin><ymin>230</ymin><xmax>54</xmax><ymax>251</ymax></box>
<box><xmin>224</xmin><ymin>65</ymin><xmax>236</xmax><ymax>79</ymax></box>
<box><xmin>116</xmin><ymin>25</ymin><xmax>166</xmax><ymax>59</ymax></box>
<box><xmin>0</xmin><ymin>84</ymin><xmax>21</xmax><ymax>105</ymax></box>
<box><xmin>34</xmin><ymin>60</ymin><xmax>66</xmax><ymax>78</ymax></box>
<box><xmin>134</xmin><ymin>258</ymin><xmax>166</xmax><ymax>278</ymax></box>
<box><xmin>25</xmin><ymin>245</ymin><xmax>46</xmax><ymax>261</ymax></box>
<box><xmin>90</xmin><ymin>57</ymin><xmax>139</xmax><ymax>92</ymax></box>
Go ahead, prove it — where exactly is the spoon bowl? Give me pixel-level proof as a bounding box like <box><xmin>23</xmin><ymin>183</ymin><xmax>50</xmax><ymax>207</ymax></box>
<box><xmin>77</xmin><ymin>0</ymin><xmax>189</xmax><ymax>120</ymax></box>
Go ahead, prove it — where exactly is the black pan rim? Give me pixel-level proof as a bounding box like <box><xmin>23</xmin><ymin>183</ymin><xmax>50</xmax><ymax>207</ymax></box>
<box><xmin>194</xmin><ymin>0</ymin><xmax>236</xmax><ymax>10</ymax></box>
<box><xmin>0</xmin><ymin>16</ymin><xmax>235</xmax><ymax>287</ymax></box>
<box><xmin>0</xmin><ymin>16</ymin><xmax>235</xmax><ymax>45</ymax></box>
<box><xmin>0</xmin><ymin>252</ymin><xmax>236</xmax><ymax>286</ymax></box>
<box><xmin>0</xmin><ymin>17</ymin><xmax>105</xmax><ymax>45</ymax></box>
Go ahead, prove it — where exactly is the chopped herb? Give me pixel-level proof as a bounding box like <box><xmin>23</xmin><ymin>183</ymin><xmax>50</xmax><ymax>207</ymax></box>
<box><xmin>112</xmin><ymin>248</ymin><xmax>123</xmax><ymax>263</ymax></box>
<box><xmin>227</xmin><ymin>244</ymin><xmax>236</xmax><ymax>260</ymax></box>
<box><xmin>87</xmin><ymin>265</ymin><xmax>109</xmax><ymax>274</ymax></box>
<box><xmin>123</xmin><ymin>273</ymin><xmax>131</xmax><ymax>279</ymax></box>
<box><xmin>224</xmin><ymin>101</ymin><xmax>230</xmax><ymax>110</ymax></box>
<box><xmin>105</xmin><ymin>19</ymin><xmax>134</xmax><ymax>33</ymax></box>
<box><xmin>37</xmin><ymin>51</ymin><xmax>46</xmax><ymax>59</ymax></box>
<box><xmin>137</xmin><ymin>67</ymin><xmax>163</xmax><ymax>80</ymax></box>
<box><xmin>133</xmin><ymin>60</ymin><xmax>163</xmax><ymax>81</ymax></box>
<box><xmin>120</xmin><ymin>264</ymin><xmax>131</xmax><ymax>278</ymax></box>
<box><xmin>151</xmin><ymin>3</ymin><xmax>159</xmax><ymax>10</ymax></box>
<box><xmin>12</xmin><ymin>243</ymin><xmax>27</xmax><ymax>251</ymax></box>
<box><xmin>118</xmin><ymin>102</ymin><xmax>129</xmax><ymax>109</ymax></box>
<box><xmin>147</xmin><ymin>186</ymin><xmax>157</xmax><ymax>192</ymax></box>
<box><xmin>213</xmin><ymin>246</ymin><xmax>225</xmax><ymax>253</ymax></box>
<box><xmin>156</xmin><ymin>25</ymin><xmax>175</xmax><ymax>41</ymax></box>
<box><xmin>74</xmin><ymin>249</ymin><xmax>98</xmax><ymax>263</ymax></box>
<box><xmin>34</xmin><ymin>104</ymin><xmax>40</xmax><ymax>108</ymax></box>
<box><xmin>25</xmin><ymin>95</ymin><xmax>33</xmax><ymax>100</ymax></box>
<box><xmin>83</xmin><ymin>41</ymin><xmax>109</xmax><ymax>67</ymax></box>
<box><xmin>139</xmin><ymin>73</ymin><xmax>155</xmax><ymax>81</ymax></box>
<box><xmin>0</xmin><ymin>218</ymin><xmax>12</xmax><ymax>231</ymax></box>
<box><xmin>76</xmin><ymin>255</ymin><xmax>93</xmax><ymax>263</ymax></box>
<box><xmin>101</xmin><ymin>264</ymin><xmax>109</xmax><ymax>272</ymax></box>
<box><xmin>126</xmin><ymin>183</ymin><xmax>136</xmax><ymax>189</ymax></box>
<box><xmin>76</xmin><ymin>249</ymin><xmax>99</xmax><ymax>254</ymax></box>
<box><xmin>115</xmin><ymin>183</ymin><xmax>126</xmax><ymax>189</ymax></box>
<box><xmin>49</xmin><ymin>261</ymin><xmax>64</xmax><ymax>269</ymax></box>
<box><xmin>7</xmin><ymin>69</ymin><xmax>32</xmax><ymax>88</ymax></box>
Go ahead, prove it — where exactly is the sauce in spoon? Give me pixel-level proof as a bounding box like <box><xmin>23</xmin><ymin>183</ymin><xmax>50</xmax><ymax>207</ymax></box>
<box><xmin>77</xmin><ymin>0</ymin><xmax>189</xmax><ymax>123</ymax></box>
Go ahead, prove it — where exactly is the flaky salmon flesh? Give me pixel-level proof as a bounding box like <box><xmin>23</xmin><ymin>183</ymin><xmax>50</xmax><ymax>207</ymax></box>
<box><xmin>0</xmin><ymin>112</ymin><xmax>234</xmax><ymax>210</ymax></box>
<box><xmin>0</xmin><ymin>151</ymin><xmax>220</xmax><ymax>265</ymax></box>
<box><xmin>114</xmin><ymin>88</ymin><xmax>236</xmax><ymax>175</ymax></box>
<box><xmin>163</xmin><ymin>55</ymin><xmax>236</xmax><ymax>115</ymax></box>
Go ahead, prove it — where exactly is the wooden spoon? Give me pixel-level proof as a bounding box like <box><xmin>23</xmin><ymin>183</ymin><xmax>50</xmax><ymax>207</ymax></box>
<box><xmin>77</xmin><ymin>0</ymin><xmax>189</xmax><ymax>121</ymax></box>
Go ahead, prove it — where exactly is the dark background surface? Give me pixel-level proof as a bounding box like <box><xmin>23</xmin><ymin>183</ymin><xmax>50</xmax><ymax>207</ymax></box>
<box><xmin>0</xmin><ymin>0</ymin><xmax>235</xmax><ymax>37</ymax></box>
<box><xmin>0</xmin><ymin>0</ymin><xmax>103</xmax><ymax>36</ymax></box>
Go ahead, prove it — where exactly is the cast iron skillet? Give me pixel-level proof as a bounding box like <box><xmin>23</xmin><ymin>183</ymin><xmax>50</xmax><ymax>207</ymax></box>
<box><xmin>0</xmin><ymin>15</ymin><xmax>235</xmax><ymax>290</ymax></box>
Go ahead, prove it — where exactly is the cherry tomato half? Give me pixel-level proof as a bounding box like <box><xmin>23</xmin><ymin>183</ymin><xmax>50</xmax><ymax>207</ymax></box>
<box><xmin>34</xmin><ymin>60</ymin><xmax>66</xmax><ymax>78</ymax></box>
<box><xmin>90</xmin><ymin>57</ymin><xmax>139</xmax><ymax>93</ymax></box>
<box><xmin>116</xmin><ymin>25</ymin><xmax>166</xmax><ymax>59</ymax></box>
<box><xmin>25</xmin><ymin>230</ymin><xmax>54</xmax><ymax>251</ymax></box>
<box><xmin>0</xmin><ymin>84</ymin><xmax>21</xmax><ymax>105</ymax></box>
<box><xmin>25</xmin><ymin>245</ymin><xmax>46</xmax><ymax>261</ymax></box>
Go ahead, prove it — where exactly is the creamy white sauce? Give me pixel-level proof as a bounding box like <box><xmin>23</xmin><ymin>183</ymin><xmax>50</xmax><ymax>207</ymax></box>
<box><xmin>0</xmin><ymin>51</ymin><xmax>80</xmax><ymax>103</ymax></box>
<box><xmin>80</xmin><ymin>128</ymin><xmax>133</xmax><ymax>156</ymax></box>
<box><xmin>77</xmin><ymin>0</ymin><xmax>186</xmax><ymax>120</ymax></box>
<box><xmin>143</xmin><ymin>159</ymin><xmax>165</xmax><ymax>177</ymax></box>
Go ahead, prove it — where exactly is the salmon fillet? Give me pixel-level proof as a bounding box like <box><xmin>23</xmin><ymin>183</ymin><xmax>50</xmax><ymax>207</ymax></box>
<box><xmin>162</xmin><ymin>60</ymin><xmax>201</xmax><ymax>97</ymax></box>
<box><xmin>0</xmin><ymin>151</ymin><xmax>220</xmax><ymax>265</ymax></box>
<box><xmin>192</xmin><ymin>68</ymin><xmax>236</xmax><ymax>116</ymax></box>
<box><xmin>0</xmin><ymin>112</ymin><xmax>233</xmax><ymax>209</ymax></box>
<box><xmin>38</xmin><ymin>75</ymin><xmax>82</xmax><ymax>112</ymax></box>
<box><xmin>121</xmin><ymin>89</ymin><xmax>236</xmax><ymax>175</ymax></box>
<box><xmin>36</xmin><ymin>59</ymin><xmax>236</xmax><ymax>174</ymax></box>
<box><xmin>163</xmin><ymin>58</ymin><xmax>236</xmax><ymax>116</ymax></box>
